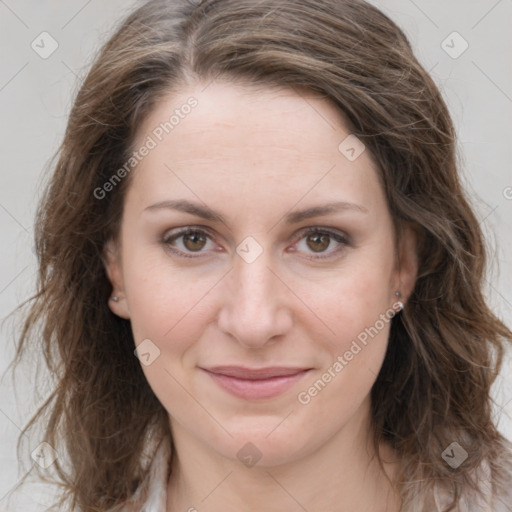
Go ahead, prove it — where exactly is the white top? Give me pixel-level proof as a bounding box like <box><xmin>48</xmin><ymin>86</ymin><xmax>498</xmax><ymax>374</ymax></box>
<box><xmin>120</xmin><ymin>436</ymin><xmax>170</xmax><ymax>512</ymax></box>
<box><xmin>118</xmin><ymin>436</ymin><xmax>512</xmax><ymax>512</ymax></box>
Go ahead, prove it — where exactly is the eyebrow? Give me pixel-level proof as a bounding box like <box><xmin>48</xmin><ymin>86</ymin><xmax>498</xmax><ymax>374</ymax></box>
<box><xmin>144</xmin><ymin>199</ymin><xmax>368</xmax><ymax>224</ymax></box>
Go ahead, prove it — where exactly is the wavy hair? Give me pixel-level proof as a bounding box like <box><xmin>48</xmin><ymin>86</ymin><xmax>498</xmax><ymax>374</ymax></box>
<box><xmin>8</xmin><ymin>0</ymin><xmax>512</xmax><ymax>510</ymax></box>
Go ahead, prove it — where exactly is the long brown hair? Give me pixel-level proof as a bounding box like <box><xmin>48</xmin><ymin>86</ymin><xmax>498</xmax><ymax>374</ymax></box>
<box><xmin>7</xmin><ymin>0</ymin><xmax>512</xmax><ymax>510</ymax></box>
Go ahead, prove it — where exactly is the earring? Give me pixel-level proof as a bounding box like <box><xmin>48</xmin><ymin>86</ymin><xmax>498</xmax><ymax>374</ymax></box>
<box><xmin>395</xmin><ymin>291</ymin><xmax>404</xmax><ymax>311</ymax></box>
<box><xmin>111</xmin><ymin>296</ymin><xmax>119</xmax><ymax>302</ymax></box>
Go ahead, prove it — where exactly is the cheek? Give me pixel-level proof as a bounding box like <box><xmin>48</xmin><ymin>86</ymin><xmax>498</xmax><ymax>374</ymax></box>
<box><xmin>121</xmin><ymin>251</ymin><xmax>219</xmax><ymax>404</ymax></box>
<box><xmin>121</xmin><ymin>254</ymin><xmax>208</xmax><ymax>419</ymax></box>
<box><xmin>296</xmin><ymin>281</ymin><xmax>394</xmax><ymax>434</ymax></box>
<box><xmin>302</xmin><ymin>248</ymin><xmax>396</xmax><ymax>404</ymax></box>
<box><xmin>122</xmin><ymin>245</ymin><xmax>211</xmax><ymax>340</ymax></box>
<box><xmin>316</xmin><ymin>283</ymin><xmax>393</xmax><ymax>388</ymax></box>
<box><xmin>313</xmin><ymin>253</ymin><xmax>395</xmax><ymax>346</ymax></box>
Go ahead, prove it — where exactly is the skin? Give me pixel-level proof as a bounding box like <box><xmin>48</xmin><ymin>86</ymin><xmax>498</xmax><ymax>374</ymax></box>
<box><xmin>104</xmin><ymin>79</ymin><xmax>418</xmax><ymax>512</ymax></box>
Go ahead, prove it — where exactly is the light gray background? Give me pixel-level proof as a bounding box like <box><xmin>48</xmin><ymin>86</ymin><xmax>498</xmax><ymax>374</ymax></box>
<box><xmin>0</xmin><ymin>1</ymin><xmax>511</xmax><ymax>510</ymax></box>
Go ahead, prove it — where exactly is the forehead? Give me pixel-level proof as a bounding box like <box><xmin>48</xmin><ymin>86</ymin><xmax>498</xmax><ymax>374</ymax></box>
<box><xmin>137</xmin><ymin>80</ymin><xmax>353</xmax><ymax>158</ymax></box>
<box><xmin>127</xmin><ymin>80</ymin><xmax>385</xmax><ymax>217</ymax></box>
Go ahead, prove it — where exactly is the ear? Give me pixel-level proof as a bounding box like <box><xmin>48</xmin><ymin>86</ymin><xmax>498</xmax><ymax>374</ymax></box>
<box><xmin>103</xmin><ymin>238</ymin><xmax>131</xmax><ymax>319</ymax></box>
<box><xmin>393</xmin><ymin>222</ymin><xmax>420</xmax><ymax>305</ymax></box>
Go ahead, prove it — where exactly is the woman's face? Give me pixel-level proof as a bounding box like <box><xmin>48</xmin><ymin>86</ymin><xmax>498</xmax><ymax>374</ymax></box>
<box><xmin>105</xmin><ymin>80</ymin><xmax>417</xmax><ymax>466</ymax></box>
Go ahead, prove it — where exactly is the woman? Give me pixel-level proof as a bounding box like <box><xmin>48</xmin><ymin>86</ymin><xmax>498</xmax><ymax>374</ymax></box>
<box><xmin>10</xmin><ymin>0</ymin><xmax>512</xmax><ymax>510</ymax></box>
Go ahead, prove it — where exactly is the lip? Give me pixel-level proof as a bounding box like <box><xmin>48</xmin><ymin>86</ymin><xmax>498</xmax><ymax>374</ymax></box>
<box><xmin>201</xmin><ymin>366</ymin><xmax>311</xmax><ymax>400</ymax></box>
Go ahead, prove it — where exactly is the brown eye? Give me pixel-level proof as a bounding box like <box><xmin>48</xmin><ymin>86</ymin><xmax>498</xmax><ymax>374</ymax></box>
<box><xmin>162</xmin><ymin>228</ymin><xmax>214</xmax><ymax>258</ymax></box>
<box><xmin>163</xmin><ymin>226</ymin><xmax>349</xmax><ymax>261</ymax></box>
<box><xmin>294</xmin><ymin>227</ymin><xmax>350</xmax><ymax>261</ymax></box>
<box><xmin>182</xmin><ymin>231</ymin><xmax>207</xmax><ymax>252</ymax></box>
<box><xmin>306</xmin><ymin>232</ymin><xmax>331</xmax><ymax>253</ymax></box>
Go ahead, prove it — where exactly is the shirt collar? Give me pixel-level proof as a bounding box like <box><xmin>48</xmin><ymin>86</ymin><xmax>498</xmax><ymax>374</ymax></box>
<box><xmin>122</xmin><ymin>435</ymin><xmax>171</xmax><ymax>512</ymax></box>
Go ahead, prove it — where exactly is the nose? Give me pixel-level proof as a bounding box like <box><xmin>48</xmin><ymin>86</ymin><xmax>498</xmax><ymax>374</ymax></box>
<box><xmin>216</xmin><ymin>248</ymin><xmax>293</xmax><ymax>349</ymax></box>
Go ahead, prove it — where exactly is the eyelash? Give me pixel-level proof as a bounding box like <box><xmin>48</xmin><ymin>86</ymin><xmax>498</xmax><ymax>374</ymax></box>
<box><xmin>161</xmin><ymin>226</ymin><xmax>350</xmax><ymax>261</ymax></box>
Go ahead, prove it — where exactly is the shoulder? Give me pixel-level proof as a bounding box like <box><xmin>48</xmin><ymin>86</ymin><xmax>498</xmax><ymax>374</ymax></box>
<box><xmin>433</xmin><ymin>448</ymin><xmax>512</xmax><ymax>512</ymax></box>
<box><xmin>401</xmin><ymin>440</ymin><xmax>512</xmax><ymax>512</ymax></box>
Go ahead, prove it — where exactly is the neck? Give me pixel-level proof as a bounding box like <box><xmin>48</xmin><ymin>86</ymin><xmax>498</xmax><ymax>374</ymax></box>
<box><xmin>166</xmin><ymin>400</ymin><xmax>401</xmax><ymax>512</ymax></box>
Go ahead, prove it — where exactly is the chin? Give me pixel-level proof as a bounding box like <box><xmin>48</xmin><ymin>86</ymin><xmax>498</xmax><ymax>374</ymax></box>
<box><xmin>207</xmin><ymin>415</ymin><xmax>324</xmax><ymax>468</ymax></box>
